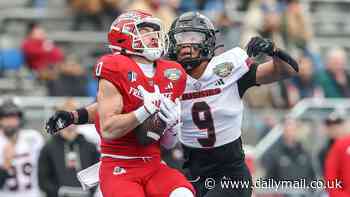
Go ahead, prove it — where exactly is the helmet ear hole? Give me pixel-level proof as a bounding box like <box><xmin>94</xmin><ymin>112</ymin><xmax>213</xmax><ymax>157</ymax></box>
<box><xmin>117</xmin><ymin>39</ymin><xmax>125</xmax><ymax>43</ymax></box>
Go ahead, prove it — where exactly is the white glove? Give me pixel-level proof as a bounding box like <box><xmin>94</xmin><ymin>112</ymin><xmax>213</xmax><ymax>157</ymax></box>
<box><xmin>134</xmin><ymin>85</ymin><xmax>162</xmax><ymax>123</ymax></box>
<box><xmin>158</xmin><ymin>96</ymin><xmax>181</xmax><ymax>129</ymax></box>
<box><xmin>158</xmin><ymin>96</ymin><xmax>181</xmax><ymax>149</ymax></box>
<box><xmin>160</xmin><ymin>124</ymin><xmax>180</xmax><ymax>149</ymax></box>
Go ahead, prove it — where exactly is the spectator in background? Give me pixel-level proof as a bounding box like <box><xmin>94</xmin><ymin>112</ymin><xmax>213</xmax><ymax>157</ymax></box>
<box><xmin>48</xmin><ymin>56</ymin><xmax>88</xmax><ymax>96</ymax></box>
<box><xmin>101</xmin><ymin>0</ymin><xmax>122</xmax><ymax>26</ymax></box>
<box><xmin>319</xmin><ymin>112</ymin><xmax>347</xmax><ymax>174</ymax></box>
<box><xmin>127</xmin><ymin>0</ymin><xmax>177</xmax><ymax>30</ymax></box>
<box><xmin>285</xmin><ymin>55</ymin><xmax>322</xmax><ymax>107</ymax></box>
<box><xmin>21</xmin><ymin>22</ymin><xmax>64</xmax><ymax>80</ymax></box>
<box><xmin>280</xmin><ymin>0</ymin><xmax>313</xmax><ymax>54</ymax></box>
<box><xmin>0</xmin><ymin>99</ymin><xmax>44</xmax><ymax>197</ymax></box>
<box><xmin>38</xmin><ymin>99</ymin><xmax>99</xmax><ymax>197</ymax></box>
<box><xmin>324</xmin><ymin>125</ymin><xmax>350</xmax><ymax>197</ymax></box>
<box><xmin>262</xmin><ymin>117</ymin><xmax>316</xmax><ymax>192</ymax></box>
<box><xmin>240</xmin><ymin>0</ymin><xmax>284</xmax><ymax>48</ymax></box>
<box><xmin>315</xmin><ymin>47</ymin><xmax>350</xmax><ymax>98</ymax></box>
<box><xmin>257</xmin><ymin>115</ymin><xmax>277</xmax><ymax>140</ymax></box>
<box><xmin>68</xmin><ymin>0</ymin><xmax>104</xmax><ymax>30</ymax></box>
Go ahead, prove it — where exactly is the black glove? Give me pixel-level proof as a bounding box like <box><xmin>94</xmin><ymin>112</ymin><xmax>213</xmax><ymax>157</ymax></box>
<box><xmin>246</xmin><ymin>37</ymin><xmax>275</xmax><ymax>57</ymax></box>
<box><xmin>45</xmin><ymin>111</ymin><xmax>74</xmax><ymax>135</ymax></box>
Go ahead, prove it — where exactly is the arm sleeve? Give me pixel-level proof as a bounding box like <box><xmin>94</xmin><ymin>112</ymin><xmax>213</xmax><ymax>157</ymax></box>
<box><xmin>0</xmin><ymin>167</ymin><xmax>9</xmax><ymax>189</ymax></box>
<box><xmin>324</xmin><ymin>142</ymin><xmax>350</xmax><ymax>197</ymax></box>
<box><xmin>237</xmin><ymin>63</ymin><xmax>259</xmax><ymax>98</ymax></box>
<box><xmin>38</xmin><ymin>145</ymin><xmax>59</xmax><ymax>197</ymax></box>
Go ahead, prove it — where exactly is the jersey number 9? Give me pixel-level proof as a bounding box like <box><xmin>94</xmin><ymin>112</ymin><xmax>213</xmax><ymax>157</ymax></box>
<box><xmin>192</xmin><ymin>101</ymin><xmax>216</xmax><ymax>147</ymax></box>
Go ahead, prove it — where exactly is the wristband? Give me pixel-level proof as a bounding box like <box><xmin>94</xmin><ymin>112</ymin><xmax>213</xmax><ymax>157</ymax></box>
<box><xmin>134</xmin><ymin>106</ymin><xmax>151</xmax><ymax>123</ymax></box>
<box><xmin>76</xmin><ymin>108</ymin><xmax>89</xmax><ymax>124</ymax></box>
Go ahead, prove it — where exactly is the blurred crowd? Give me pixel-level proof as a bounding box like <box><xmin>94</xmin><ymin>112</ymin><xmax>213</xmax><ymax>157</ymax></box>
<box><xmin>1</xmin><ymin>0</ymin><xmax>350</xmax><ymax>196</ymax></box>
<box><xmin>2</xmin><ymin>0</ymin><xmax>347</xmax><ymax>107</ymax></box>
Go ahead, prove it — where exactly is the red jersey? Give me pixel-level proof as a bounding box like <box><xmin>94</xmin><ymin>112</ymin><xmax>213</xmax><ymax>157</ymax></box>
<box><xmin>93</xmin><ymin>54</ymin><xmax>186</xmax><ymax>158</ymax></box>
<box><xmin>325</xmin><ymin>135</ymin><xmax>350</xmax><ymax>197</ymax></box>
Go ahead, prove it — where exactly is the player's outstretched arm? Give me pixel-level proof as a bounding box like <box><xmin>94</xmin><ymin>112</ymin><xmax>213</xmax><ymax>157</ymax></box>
<box><xmin>45</xmin><ymin>103</ymin><xmax>97</xmax><ymax>135</ymax></box>
<box><xmin>246</xmin><ymin>37</ymin><xmax>299</xmax><ymax>84</ymax></box>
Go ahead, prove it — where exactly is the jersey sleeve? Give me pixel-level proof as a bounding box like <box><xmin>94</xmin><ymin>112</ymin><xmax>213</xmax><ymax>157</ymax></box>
<box><xmin>94</xmin><ymin>55</ymin><xmax>124</xmax><ymax>91</ymax></box>
<box><xmin>229</xmin><ymin>47</ymin><xmax>251</xmax><ymax>81</ymax></box>
<box><xmin>237</xmin><ymin>62</ymin><xmax>259</xmax><ymax>98</ymax></box>
<box><xmin>210</xmin><ymin>47</ymin><xmax>251</xmax><ymax>84</ymax></box>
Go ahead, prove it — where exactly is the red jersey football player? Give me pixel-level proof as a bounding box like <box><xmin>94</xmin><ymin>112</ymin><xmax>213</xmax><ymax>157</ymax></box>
<box><xmin>82</xmin><ymin>10</ymin><xmax>194</xmax><ymax>197</ymax></box>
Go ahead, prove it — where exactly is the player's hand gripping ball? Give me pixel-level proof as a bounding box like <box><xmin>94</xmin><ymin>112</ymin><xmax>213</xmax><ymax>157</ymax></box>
<box><xmin>134</xmin><ymin>113</ymin><xmax>167</xmax><ymax>146</ymax></box>
<box><xmin>134</xmin><ymin>85</ymin><xmax>166</xmax><ymax>146</ymax></box>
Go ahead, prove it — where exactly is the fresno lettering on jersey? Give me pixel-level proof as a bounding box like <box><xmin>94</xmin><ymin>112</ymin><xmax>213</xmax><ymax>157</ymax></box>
<box><xmin>179</xmin><ymin>47</ymin><xmax>250</xmax><ymax>148</ymax></box>
<box><xmin>128</xmin><ymin>86</ymin><xmax>173</xmax><ymax>100</ymax></box>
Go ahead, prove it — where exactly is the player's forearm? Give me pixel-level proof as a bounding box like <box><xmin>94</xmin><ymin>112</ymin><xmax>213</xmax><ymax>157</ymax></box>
<box><xmin>100</xmin><ymin>111</ymin><xmax>141</xmax><ymax>140</ymax></box>
<box><xmin>256</xmin><ymin>51</ymin><xmax>299</xmax><ymax>84</ymax></box>
<box><xmin>272</xmin><ymin>49</ymin><xmax>299</xmax><ymax>78</ymax></box>
<box><xmin>271</xmin><ymin>56</ymin><xmax>297</xmax><ymax>79</ymax></box>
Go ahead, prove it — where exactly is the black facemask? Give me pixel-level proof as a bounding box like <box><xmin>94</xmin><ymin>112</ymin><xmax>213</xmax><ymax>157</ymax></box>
<box><xmin>176</xmin><ymin>43</ymin><xmax>207</xmax><ymax>72</ymax></box>
<box><xmin>2</xmin><ymin>126</ymin><xmax>19</xmax><ymax>138</ymax></box>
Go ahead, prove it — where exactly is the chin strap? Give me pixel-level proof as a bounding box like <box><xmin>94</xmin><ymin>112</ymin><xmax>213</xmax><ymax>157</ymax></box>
<box><xmin>179</xmin><ymin>58</ymin><xmax>201</xmax><ymax>71</ymax></box>
<box><xmin>109</xmin><ymin>45</ymin><xmax>161</xmax><ymax>61</ymax></box>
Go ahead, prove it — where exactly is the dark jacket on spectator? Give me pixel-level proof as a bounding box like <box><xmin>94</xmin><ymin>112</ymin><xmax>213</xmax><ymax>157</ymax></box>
<box><xmin>262</xmin><ymin>139</ymin><xmax>316</xmax><ymax>185</ymax></box>
<box><xmin>38</xmin><ymin>134</ymin><xmax>99</xmax><ymax>197</ymax></box>
<box><xmin>314</xmin><ymin>70</ymin><xmax>350</xmax><ymax>98</ymax></box>
<box><xmin>318</xmin><ymin>138</ymin><xmax>335</xmax><ymax>174</ymax></box>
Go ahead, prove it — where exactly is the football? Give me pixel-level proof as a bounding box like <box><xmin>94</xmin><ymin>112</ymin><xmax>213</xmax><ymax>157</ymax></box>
<box><xmin>134</xmin><ymin>113</ymin><xmax>167</xmax><ymax>146</ymax></box>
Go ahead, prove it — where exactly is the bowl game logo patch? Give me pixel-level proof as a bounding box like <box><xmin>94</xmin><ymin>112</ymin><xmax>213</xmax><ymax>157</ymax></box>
<box><xmin>164</xmin><ymin>68</ymin><xmax>181</xmax><ymax>81</ymax></box>
<box><xmin>213</xmin><ymin>62</ymin><xmax>234</xmax><ymax>78</ymax></box>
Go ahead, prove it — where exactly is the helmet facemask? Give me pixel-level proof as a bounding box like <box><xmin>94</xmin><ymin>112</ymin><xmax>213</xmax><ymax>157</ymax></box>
<box><xmin>168</xmin><ymin>12</ymin><xmax>216</xmax><ymax>71</ymax></box>
<box><xmin>172</xmin><ymin>31</ymin><xmax>209</xmax><ymax>71</ymax></box>
<box><xmin>117</xmin><ymin>17</ymin><xmax>168</xmax><ymax>61</ymax></box>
